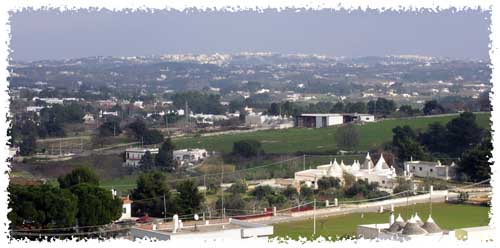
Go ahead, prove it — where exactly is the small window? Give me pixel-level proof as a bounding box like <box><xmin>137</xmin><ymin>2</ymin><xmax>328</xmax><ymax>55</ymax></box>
<box><xmin>382</xmin><ymin>180</ymin><xmax>385</xmax><ymax>184</ymax></box>
<box><xmin>430</xmin><ymin>169</ymin><xmax>434</xmax><ymax>172</ymax></box>
<box><xmin>419</xmin><ymin>167</ymin><xmax>422</xmax><ymax>171</ymax></box>
<box><xmin>412</xmin><ymin>166</ymin><xmax>415</xmax><ymax>170</ymax></box>
<box><xmin>123</xmin><ymin>208</ymin><xmax>127</xmax><ymax>214</ymax></box>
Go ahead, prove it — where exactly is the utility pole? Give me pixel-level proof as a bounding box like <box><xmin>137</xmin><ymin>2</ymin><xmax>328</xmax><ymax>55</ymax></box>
<box><xmin>313</xmin><ymin>198</ymin><xmax>317</xmax><ymax>236</ymax></box>
<box><xmin>220</xmin><ymin>160</ymin><xmax>224</xmax><ymax>220</ymax></box>
<box><xmin>163</xmin><ymin>194</ymin><xmax>167</xmax><ymax>220</ymax></box>
<box><xmin>203</xmin><ymin>174</ymin><xmax>207</xmax><ymax>199</ymax></box>
<box><xmin>303</xmin><ymin>154</ymin><xmax>306</xmax><ymax>171</ymax></box>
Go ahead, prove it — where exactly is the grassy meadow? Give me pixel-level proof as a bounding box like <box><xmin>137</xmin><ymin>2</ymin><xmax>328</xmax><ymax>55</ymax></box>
<box><xmin>173</xmin><ymin>113</ymin><xmax>491</xmax><ymax>154</ymax></box>
<box><xmin>272</xmin><ymin>202</ymin><xmax>490</xmax><ymax>240</ymax></box>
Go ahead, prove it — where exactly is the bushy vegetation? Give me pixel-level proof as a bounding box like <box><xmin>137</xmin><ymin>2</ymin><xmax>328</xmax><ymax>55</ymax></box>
<box><xmin>8</xmin><ymin>167</ymin><xmax>122</xmax><ymax>235</ymax></box>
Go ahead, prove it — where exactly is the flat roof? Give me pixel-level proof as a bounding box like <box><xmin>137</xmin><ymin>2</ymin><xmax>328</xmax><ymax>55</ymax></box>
<box><xmin>299</xmin><ymin>113</ymin><xmax>342</xmax><ymax>117</ymax></box>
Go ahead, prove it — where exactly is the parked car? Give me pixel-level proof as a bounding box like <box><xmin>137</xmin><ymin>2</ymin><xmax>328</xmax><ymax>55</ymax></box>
<box><xmin>136</xmin><ymin>215</ymin><xmax>152</xmax><ymax>224</ymax></box>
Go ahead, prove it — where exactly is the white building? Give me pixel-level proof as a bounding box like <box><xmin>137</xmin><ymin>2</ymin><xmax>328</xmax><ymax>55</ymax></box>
<box><xmin>173</xmin><ymin>149</ymin><xmax>209</xmax><ymax>166</ymax></box>
<box><xmin>26</xmin><ymin>106</ymin><xmax>45</xmax><ymax>115</ymax></box>
<box><xmin>294</xmin><ymin>153</ymin><xmax>399</xmax><ymax>189</ymax></box>
<box><xmin>100</xmin><ymin>110</ymin><xmax>119</xmax><ymax>118</ymax></box>
<box><xmin>83</xmin><ymin>113</ymin><xmax>95</xmax><ymax>124</ymax></box>
<box><xmin>295</xmin><ymin>113</ymin><xmax>344</xmax><ymax>128</ymax></box>
<box><xmin>130</xmin><ymin>217</ymin><xmax>273</xmax><ymax>241</ymax></box>
<box><xmin>404</xmin><ymin>160</ymin><xmax>457</xmax><ymax>180</ymax></box>
<box><xmin>124</xmin><ymin>147</ymin><xmax>159</xmax><ymax>167</ymax></box>
<box><xmin>120</xmin><ymin>196</ymin><xmax>132</xmax><ymax>220</ymax></box>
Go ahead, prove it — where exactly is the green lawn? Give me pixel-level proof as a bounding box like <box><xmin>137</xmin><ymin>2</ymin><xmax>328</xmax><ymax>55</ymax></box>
<box><xmin>173</xmin><ymin>113</ymin><xmax>491</xmax><ymax>154</ymax></box>
<box><xmin>272</xmin><ymin>203</ymin><xmax>491</xmax><ymax>240</ymax></box>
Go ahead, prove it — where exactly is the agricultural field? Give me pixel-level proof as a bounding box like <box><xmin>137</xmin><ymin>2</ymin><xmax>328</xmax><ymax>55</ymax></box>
<box><xmin>173</xmin><ymin>113</ymin><xmax>491</xmax><ymax>154</ymax></box>
<box><xmin>272</xmin><ymin>203</ymin><xmax>491</xmax><ymax>240</ymax></box>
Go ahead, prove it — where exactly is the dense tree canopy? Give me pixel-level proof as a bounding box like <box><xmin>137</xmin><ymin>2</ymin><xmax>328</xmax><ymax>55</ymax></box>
<box><xmin>367</xmin><ymin>98</ymin><xmax>396</xmax><ymax>115</ymax></box>
<box><xmin>69</xmin><ymin>183</ymin><xmax>122</xmax><ymax>227</ymax></box>
<box><xmin>423</xmin><ymin>100</ymin><xmax>445</xmax><ymax>115</ymax></box>
<box><xmin>131</xmin><ymin>171</ymin><xmax>175</xmax><ymax>217</ymax></box>
<box><xmin>457</xmin><ymin>134</ymin><xmax>492</xmax><ymax>182</ymax></box>
<box><xmin>232</xmin><ymin>139</ymin><xmax>263</xmax><ymax>158</ymax></box>
<box><xmin>172</xmin><ymin>91</ymin><xmax>226</xmax><ymax>114</ymax></box>
<box><xmin>155</xmin><ymin>138</ymin><xmax>176</xmax><ymax>171</ymax></box>
<box><xmin>175</xmin><ymin>180</ymin><xmax>204</xmax><ymax>215</ymax></box>
<box><xmin>58</xmin><ymin>166</ymin><xmax>100</xmax><ymax>189</ymax></box>
<box><xmin>392</xmin><ymin>125</ymin><xmax>428</xmax><ymax>161</ymax></box>
<box><xmin>8</xmin><ymin>185</ymin><xmax>78</xmax><ymax>229</ymax></box>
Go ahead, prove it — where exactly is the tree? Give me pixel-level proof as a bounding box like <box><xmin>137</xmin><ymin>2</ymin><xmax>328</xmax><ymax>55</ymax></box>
<box><xmin>283</xmin><ymin>186</ymin><xmax>298</xmax><ymax>200</ymax></box>
<box><xmin>419</xmin><ymin>122</ymin><xmax>449</xmax><ymax>154</ymax></box>
<box><xmin>299</xmin><ymin>185</ymin><xmax>314</xmax><ymax>202</ymax></box>
<box><xmin>335</xmin><ymin>124</ymin><xmax>360</xmax><ymax>150</ymax></box>
<box><xmin>69</xmin><ymin>183</ymin><xmax>122</xmax><ymax>227</ymax></box>
<box><xmin>251</xmin><ymin>185</ymin><xmax>274</xmax><ymax>201</ymax></box>
<box><xmin>175</xmin><ymin>180</ymin><xmax>204</xmax><ymax>215</ymax></box>
<box><xmin>445</xmin><ymin>112</ymin><xmax>484</xmax><ymax>156</ymax></box>
<box><xmin>131</xmin><ymin>171</ymin><xmax>175</xmax><ymax>217</ymax></box>
<box><xmin>58</xmin><ymin>166</ymin><xmax>99</xmax><ymax>189</ymax></box>
<box><xmin>232</xmin><ymin>140</ymin><xmax>263</xmax><ymax>158</ymax></box>
<box><xmin>19</xmin><ymin>135</ymin><xmax>37</xmax><ymax>156</ymax></box>
<box><xmin>342</xmin><ymin>172</ymin><xmax>356</xmax><ymax>189</ymax></box>
<box><xmin>8</xmin><ymin>185</ymin><xmax>78</xmax><ymax>229</ymax></box>
<box><xmin>143</xmin><ymin>129</ymin><xmax>164</xmax><ymax>145</ymax></box>
<box><xmin>229</xmin><ymin>98</ymin><xmax>245</xmax><ymax>113</ymax></box>
<box><xmin>127</xmin><ymin>119</ymin><xmax>147</xmax><ymax>139</ymax></box>
<box><xmin>345</xmin><ymin>102</ymin><xmax>367</xmax><ymax>113</ymax></box>
<box><xmin>331</xmin><ymin>102</ymin><xmax>344</xmax><ymax>113</ymax></box>
<box><xmin>398</xmin><ymin>105</ymin><xmax>420</xmax><ymax>116</ymax></box>
<box><xmin>155</xmin><ymin>138</ymin><xmax>175</xmax><ymax>171</ymax></box>
<box><xmin>216</xmin><ymin>193</ymin><xmax>246</xmax><ymax>211</ymax></box>
<box><xmin>368</xmin><ymin>98</ymin><xmax>396</xmax><ymax>115</ymax></box>
<box><xmin>392</xmin><ymin>126</ymin><xmax>428</xmax><ymax>162</ymax></box>
<box><xmin>393</xmin><ymin>177</ymin><xmax>412</xmax><ymax>194</ymax></box>
<box><xmin>139</xmin><ymin>151</ymin><xmax>155</xmax><ymax>171</ymax></box>
<box><xmin>457</xmin><ymin>134</ymin><xmax>492</xmax><ymax>182</ymax></box>
<box><xmin>423</xmin><ymin>100</ymin><xmax>445</xmax><ymax>115</ymax></box>
<box><xmin>317</xmin><ymin>177</ymin><xmax>341</xmax><ymax>191</ymax></box>
<box><xmin>98</xmin><ymin>120</ymin><xmax>122</xmax><ymax>137</ymax></box>
<box><xmin>227</xmin><ymin>180</ymin><xmax>248</xmax><ymax>194</ymax></box>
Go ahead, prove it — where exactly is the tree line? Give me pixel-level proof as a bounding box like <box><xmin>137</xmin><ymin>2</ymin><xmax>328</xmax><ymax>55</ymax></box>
<box><xmin>389</xmin><ymin>112</ymin><xmax>491</xmax><ymax>182</ymax></box>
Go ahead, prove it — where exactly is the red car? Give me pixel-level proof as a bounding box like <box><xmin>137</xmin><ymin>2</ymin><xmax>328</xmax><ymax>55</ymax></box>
<box><xmin>136</xmin><ymin>215</ymin><xmax>152</xmax><ymax>224</ymax></box>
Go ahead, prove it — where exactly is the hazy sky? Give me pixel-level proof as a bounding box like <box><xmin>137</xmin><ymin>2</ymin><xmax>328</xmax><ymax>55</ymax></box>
<box><xmin>10</xmin><ymin>9</ymin><xmax>491</xmax><ymax>62</ymax></box>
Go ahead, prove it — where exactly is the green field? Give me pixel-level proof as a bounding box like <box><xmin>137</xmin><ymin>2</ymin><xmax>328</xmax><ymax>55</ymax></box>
<box><xmin>272</xmin><ymin>203</ymin><xmax>490</xmax><ymax>240</ymax></box>
<box><xmin>174</xmin><ymin>113</ymin><xmax>491</xmax><ymax>154</ymax></box>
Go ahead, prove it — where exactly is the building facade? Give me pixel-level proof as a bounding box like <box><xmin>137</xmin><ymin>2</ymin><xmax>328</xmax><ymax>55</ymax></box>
<box><xmin>173</xmin><ymin>148</ymin><xmax>209</xmax><ymax>167</ymax></box>
<box><xmin>404</xmin><ymin>160</ymin><xmax>457</xmax><ymax>180</ymax></box>
<box><xmin>124</xmin><ymin>147</ymin><xmax>159</xmax><ymax>167</ymax></box>
<box><xmin>294</xmin><ymin>153</ymin><xmax>400</xmax><ymax>189</ymax></box>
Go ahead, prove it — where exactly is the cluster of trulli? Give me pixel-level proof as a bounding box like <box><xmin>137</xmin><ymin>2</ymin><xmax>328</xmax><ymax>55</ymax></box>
<box><xmin>386</xmin><ymin>212</ymin><xmax>443</xmax><ymax>236</ymax></box>
<box><xmin>316</xmin><ymin>152</ymin><xmax>398</xmax><ymax>183</ymax></box>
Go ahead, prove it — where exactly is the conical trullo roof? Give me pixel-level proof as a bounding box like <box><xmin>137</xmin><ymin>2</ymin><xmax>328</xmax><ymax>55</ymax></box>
<box><xmin>332</xmin><ymin>159</ymin><xmax>341</xmax><ymax>171</ymax></box>
<box><xmin>421</xmin><ymin>215</ymin><xmax>442</xmax><ymax>234</ymax></box>
<box><xmin>395</xmin><ymin>214</ymin><xmax>405</xmax><ymax>223</ymax></box>
<box><xmin>387</xmin><ymin>214</ymin><xmax>405</xmax><ymax>233</ymax></box>
<box><xmin>402</xmin><ymin>216</ymin><xmax>427</xmax><ymax>236</ymax></box>
<box><xmin>374</xmin><ymin>153</ymin><xmax>390</xmax><ymax>170</ymax></box>
<box><xmin>361</xmin><ymin>152</ymin><xmax>374</xmax><ymax>170</ymax></box>
<box><xmin>340</xmin><ymin>160</ymin><xmax>347</xmax><ymax>170</ymax></box>
<box><xmin>388</xmin><ymin>222</ymin><xmax>404</xmax><ymax>233</ymax></box>
<box><xmin>414</xmin><ymin>213</ymin><xmax>424</xmax><ymax>226</ymax></box>
<box><xmin>351</xmin><ymin>160</ymin><xmax>360</xmax><ymax>171</ymax></box>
